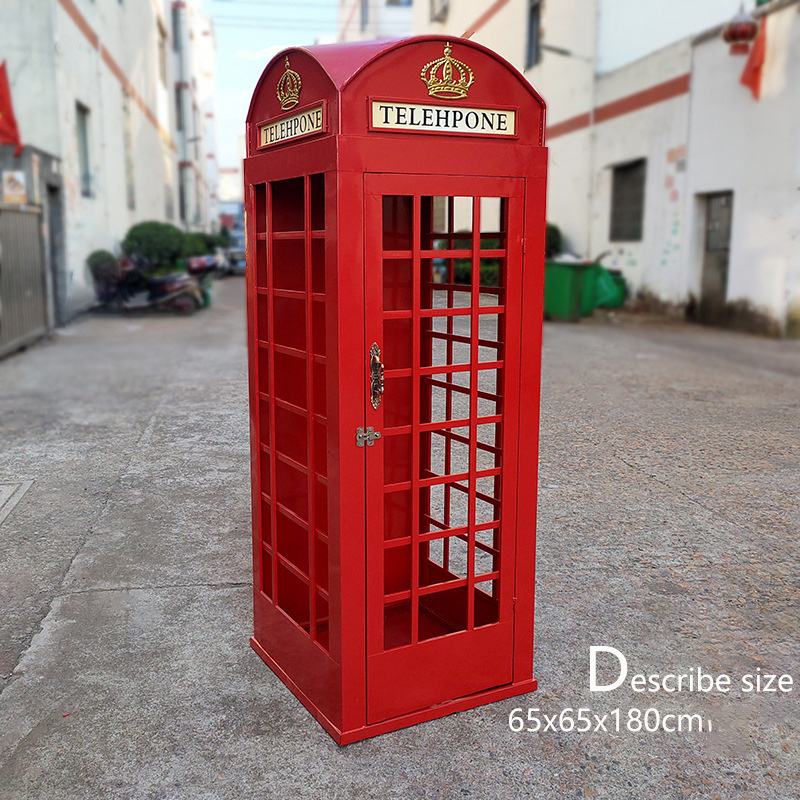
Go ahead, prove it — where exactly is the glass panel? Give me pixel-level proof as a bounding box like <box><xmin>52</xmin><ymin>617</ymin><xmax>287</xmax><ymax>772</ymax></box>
<box><xmin>382</xmin><ymin>195</ymin><xmax>413</xmax><ymax>250</ymax></box>
<box><xmin>385</xmin><ymin>489</ymin><xmax>412</xmax><ymax>541</ymax></box>
<box><xmin>272</xmin><ymin>239</ymin><xmax>305</xmax><ymax>292</ymax></box>
<box><xmin>384</xmin><ymin>602</ymin><xmax>411</xmax><ymax>650</ymax></box>
<box><xmin>384</xmin><ymin>258</ymin><xmax>413</xmax><ymax>311</ymax></box>
<box><xmin>419</xmin><ymin>587</ymin><xmax>468</xmax><ymax>640</ymax></box>
<box><xmin>385</xmin><ymin>544</ymin><xmax>411</xmax><ymax>594</ymax></box>
<box><xmin>383</xmin><ymin>317</ymin><xmax>413</xmax><ymax>370</ymax></box>
<box><xmin>274</xmin><ymin>405</ymin><xmax>307</xmax><ymax>466</ymax></box>
<box><xmin>311</xmin><ymin>238</ymin><xmax>325</xmax><ymax>294</ymax></box>
<box><xmin>310</xmin><ymin>173</ymin><xmax>325</xmax><ymax>231</ymax></box>
<box><xmin>384</xmin><ymin>432</ymin><xmax>412</xmax><ymax>485</ymax></box>
<box><xmin>275</xmin><ymin>460</ymin><xmax>308</xmax><ymax>521</ymax></box>
<box><xmin>273</xmin><ymin>351</ymin><xmax>306</xmax><ymax>409</ymax></box>
<box><xmin>272</xmin><ymin>296</ymin><xmax>306</xmax><ymax>351</ymax></box>
<box><xmin>315</xmin><ymin>591</ymin><xmax>330</xmax><ymax>651</ymax></box>
<box><xmin>383</xmin><ymin>376</ymin><xmax>412</xmax><ymax>427</ymax></box>
<box><xmin>271</xmin><ymin>177</ymin><xmax>304</xmax><ymax>232</ymax></box>
<box><xmin>261</xmin><ymin>544</ymin><xmax>273</xmax><ymax>598</ymax></box>
<box><xmin>257</xmin><ymin>294</ymin><xmax>269</xmax><ymax>341</ymax></box>
<box><xmin>276</xmin><ymin>561</ymin><xmax>310</xmax><ymax>627</ymax></box>
<box><xmin>276</xmin><ymin>510</ymin><xmax>309</xmax><ymax>575</ymax></box>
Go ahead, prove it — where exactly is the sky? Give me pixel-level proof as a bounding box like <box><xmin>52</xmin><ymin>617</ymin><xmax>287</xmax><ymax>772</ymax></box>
<box><xmin>204</xmin><ymin>0</ymin><xmax>339</xmax><ymax>166</ymax></box>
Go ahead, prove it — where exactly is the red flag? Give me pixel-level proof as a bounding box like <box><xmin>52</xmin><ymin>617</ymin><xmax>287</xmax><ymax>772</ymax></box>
<box><xmin>740</xmin><ymin>17</ymin><xmax>767</xmax><ymax>100</ymax></box>
<box><xmin>0</xmin><ymin>61</ymin><xmax>23</xmax><ymax>156</ymax></box>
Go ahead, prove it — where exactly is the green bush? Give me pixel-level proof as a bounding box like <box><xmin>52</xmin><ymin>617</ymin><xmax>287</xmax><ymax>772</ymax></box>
<box><xmin>86</xmin><ymin>250</ymin><xmax>119</xmax><ymax>301</ymax></box>
<box><xmin>122</xmin><ymin>221</ymin><xmax>185</xmax><ymax>268</ymax></box>
<box><xmin>545</xmin><ymin>222</ymin><xmax>562</xmax><ymax>258</ymax></box>
<box><xmin>181</xmin><ymin>233</ymin><xmax>209</xmax><ymax>258</ymax></box>
<box><xmin>451</xmin><ymin>232</ymin><xmax>501</xmax><ymax>287</ymax></box>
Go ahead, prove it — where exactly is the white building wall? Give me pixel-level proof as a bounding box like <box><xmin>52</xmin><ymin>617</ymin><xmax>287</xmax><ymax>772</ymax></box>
<box><xmin>339</xmin><ymin>0</ymin><xmax>413</xmax><ymax>42</ymax></box>
<box><xmin>684</xmin><ymin>4</ymin><xmax>800</xmax><ymax>332</ymax></box>
<box><xmin>412</xmin><ymin>0</ymin><xmax>597</xmax><ymax>254</ymax></box>
<box><xmin>589</xmin><ymin>39</ymin><xmax>691</xmax><ymax>298</ymax></box>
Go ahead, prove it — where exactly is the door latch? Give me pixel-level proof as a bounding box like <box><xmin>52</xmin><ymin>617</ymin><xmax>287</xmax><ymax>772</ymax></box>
<box><xmin>356</xmin><ymin>426</ymin><xmax>381</xmax><ymax>447</ymax></box>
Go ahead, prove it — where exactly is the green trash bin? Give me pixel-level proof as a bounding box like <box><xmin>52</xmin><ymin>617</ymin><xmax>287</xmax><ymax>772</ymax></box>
<box><xmin>545</xmin><ymin>261</ymin><xmax>591</xmax><ymax>322</ymax></box>
<box><xmin>580</xmin><ymin>264</ymin><xmax>600</xmax><ymax>317</ymax></box>
<box><xmin>593</xmin><ymin>266</ymin><xmax>627</xmax><ymax>309</ymax></box>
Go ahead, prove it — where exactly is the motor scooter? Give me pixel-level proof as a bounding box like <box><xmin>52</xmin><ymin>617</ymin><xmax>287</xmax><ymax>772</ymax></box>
<box><xmin>100</xmin><ymin>255</ymin><xmax>204</xmax><ymax>315</ymax></box>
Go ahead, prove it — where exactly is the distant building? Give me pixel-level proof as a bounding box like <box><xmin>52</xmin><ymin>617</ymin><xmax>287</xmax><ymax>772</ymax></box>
<box><xmin>0</xmin><ymin>0</ymin><xmax>217</xmax><ymax>339</ymax></box>
<box><xmin>413</xmin><ymin>0</ymin><xmax>800</xmax><ymax>336</ymax></box>
<box><xmin>338</xmin><ymin>0</ymin><xmax>413</xmax><ymax>42</ymax></box>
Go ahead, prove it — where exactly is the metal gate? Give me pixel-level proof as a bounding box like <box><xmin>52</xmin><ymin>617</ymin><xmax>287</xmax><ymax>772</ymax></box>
<box><xmin>699</xmin><ymin>192</ymin><xmax>733</xmax><ymax>325</ymax></box>
<box><xmin>0</xmin><ymin>205</ymin><xmax>49</xmax><ymax>359</ymax></box>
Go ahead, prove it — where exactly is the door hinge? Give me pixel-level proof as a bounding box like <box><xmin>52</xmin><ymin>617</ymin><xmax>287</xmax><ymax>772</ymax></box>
<box><xmin>356</xmin><ymin>426</ymin><xmax>382</xmax><ymax>447</ymax></box>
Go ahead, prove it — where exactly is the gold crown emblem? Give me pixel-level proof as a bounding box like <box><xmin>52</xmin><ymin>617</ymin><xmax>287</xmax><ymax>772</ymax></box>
<box><xmin>420</xmin><ymin>42</ymin><xmax>475</xmax><ymax>100</ymax></box>
<box><xmin>276</xmin><ymin>57</ymin><xmax>301</xmax><ymax>110</ymax></box>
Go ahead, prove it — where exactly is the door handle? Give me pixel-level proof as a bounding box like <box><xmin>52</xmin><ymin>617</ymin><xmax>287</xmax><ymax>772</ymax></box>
<box><xmin>369</xmin><ymin>342</ymin><xmax>384</xmax><ymax>409</ymax></box>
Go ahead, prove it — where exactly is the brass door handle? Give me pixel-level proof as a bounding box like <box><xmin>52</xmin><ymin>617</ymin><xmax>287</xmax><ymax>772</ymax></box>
<box><xmin>369</xmin><ymin>342</ymin><xmax>384</xmax><ymax>409</ymax></box>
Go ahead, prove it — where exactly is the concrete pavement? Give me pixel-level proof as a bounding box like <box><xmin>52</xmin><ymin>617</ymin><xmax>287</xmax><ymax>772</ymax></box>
<box><xmin>0</xmin><ymin>278</ymin><xmax>798</xmax><ymax>799</ymax></box>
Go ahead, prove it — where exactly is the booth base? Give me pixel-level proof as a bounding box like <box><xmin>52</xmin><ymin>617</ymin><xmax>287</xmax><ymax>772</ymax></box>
<box><xmin>251</xmin><ymin>636</ymin><xmax>538</xmax><ymax>745</ymax></box>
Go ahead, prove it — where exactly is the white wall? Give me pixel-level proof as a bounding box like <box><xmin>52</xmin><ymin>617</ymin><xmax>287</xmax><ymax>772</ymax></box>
<box><xmin>685</xmin><ymin>4</ymin><xmax>800</xmax><ymax>331</ymax></box>
<box><xmin>339</xmin><ymin>0</ymin><xmax>412</xmax><ymax>42</ymax></box>
<box><xmin>52</xmin><ymin>0</ymin><xmax>178</xmax><ymax>318</ymax></box>
<box><xmin>588</xmin><ymin>39</ymin><xmax>691</xmax><ymax>297</ymax></box>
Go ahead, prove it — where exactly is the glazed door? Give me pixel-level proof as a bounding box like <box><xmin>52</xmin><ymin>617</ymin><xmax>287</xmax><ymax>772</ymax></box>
<box><xmin>364</xmin><ymin>173</ymin><xmax>525</xmax><ymax>723</ymax></box>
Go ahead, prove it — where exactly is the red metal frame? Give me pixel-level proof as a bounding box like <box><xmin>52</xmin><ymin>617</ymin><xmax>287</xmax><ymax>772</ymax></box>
<box><xmin>244</xmin><ymin>36</ymin><xmax>546</xmax><ymax>745</ymax></box>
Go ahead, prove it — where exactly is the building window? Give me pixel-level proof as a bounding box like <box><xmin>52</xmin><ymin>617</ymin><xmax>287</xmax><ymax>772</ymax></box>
<box><xmin>158</xmin><ymin>24</ymin><xmax>168</xmax><ymax>85</ymax></box>
<box><xmin>360</xmin><ymin>0</ymin><xmax>369</xmax><ymax>30</ymax></box>
<box><xmin>175</xmin><ymin>86</ymin><xmax>184</xmax><ymax>131</ymax></box>
<box><xmin>172</xmin><ymin>7</ymin><xmax>181</xmax><ymax>51</ymax></box>
<box><xmin>122</xmin><ymin>93</ymin><xmax>135</xmax><ymax>210</ymax></box>
<box><xmin>76</xmin><ymin>103</ymin><xmax>92</xmax><ymax>198</ymax></box>
<box><xmin>610</xmin><ymin>159</ymin><xmax>647</xmax><ymax>242</ymax></box>
<box><xmin>526</xmin><ymin>0</ymin><xmax>542</xmax><ymax>69</ymax></box>
<box><xmin>430</xmin><ymin>0</ymin><xmax>449</xmax><ymax>21</ymax></box>
<box><xmin>179</xmin><ymin>172</ymin><xmax>187</xmax><ymax>222</ymax></box>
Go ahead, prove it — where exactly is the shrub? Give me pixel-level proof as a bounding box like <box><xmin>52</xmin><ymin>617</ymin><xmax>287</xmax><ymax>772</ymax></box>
<box><xmin>86</xmin><ymin>250</ymin><xmax>120</xmax><ymax>301</ymax></box>
<box><xmin>545</xmin><ymin>222</ymin><xmax>562</xmax><ymax>258</ymax></box>
<box><xmin>122</xmin><ymin>221</ymin><xmax>185</xmax><ymax>268</ymax></box>
<box><xmin>181</xmin><ymin>233</ymin><xmax>209</xmax><ymax>258</ymax></box>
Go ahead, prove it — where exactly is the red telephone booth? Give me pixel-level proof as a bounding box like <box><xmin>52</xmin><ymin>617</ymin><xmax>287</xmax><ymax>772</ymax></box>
<box><xmin>244</xmin><ymin>36</ymin><xmax>546</xmax><ymax>744</ymax></box>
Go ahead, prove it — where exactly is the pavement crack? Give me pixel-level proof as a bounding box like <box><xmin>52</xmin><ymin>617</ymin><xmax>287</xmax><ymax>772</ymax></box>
<box><xmin>613</xmin><ymin>452</ymin><xmax>720</xmax><ymax>514</ymax></box>
<box><xmin>58</xmin><ymin>581</ymin><xmax>250</xmax><ymax>597</ymax></box>
<box><xmin>0</xmin><ymin>382</ymin><xmax>179</xmax><ymax>697</ymax></box>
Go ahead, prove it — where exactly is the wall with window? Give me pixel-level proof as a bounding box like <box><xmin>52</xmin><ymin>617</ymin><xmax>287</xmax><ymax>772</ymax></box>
<box><xmin>684</xmin><ymin>4</ymin><xmax>800</xmax><ymax>334</ymax></box>
<box><xmin>337</xmin><ymin>0</ymin><xmax>413</xmax><ymax>43</ymax></box>
<box><xmin>47</xmin><ymin>0</ymin><xmax>178</xmax><ymax>318</ymax></box>
<box><xmin>587</xmin><ymin>38</ymin><xmax>691</xmax><ymax>300</ymax></box>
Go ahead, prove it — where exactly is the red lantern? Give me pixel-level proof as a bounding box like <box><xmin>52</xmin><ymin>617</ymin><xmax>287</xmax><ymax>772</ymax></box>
<box><xmin>723</xmin><ymin>6</ymin><xmax>759</xmax><ymax>55</ymax></box>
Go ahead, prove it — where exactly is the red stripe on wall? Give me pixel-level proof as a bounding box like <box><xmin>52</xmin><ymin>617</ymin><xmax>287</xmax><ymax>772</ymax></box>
<box><xmin>57</xmin><ymin>0</ymin><xmax>176</xmax><ymax>152</ymax></box>
<box><xmin>462</xmin><ymin>0</ymin><xmax>512</xmax><ymax>39</ymax></box>
<box><xmin>58</xmin><ymin>0</ymin><xmax>99</xmax><ymax>49</ymax></box>
<box><xmin>546</xmin><ymin>73</ymin><xmax>691</xmax><ymax>140</ymax></box>
<box><xmin>594</xmin><ymin>73</ymin><xmax>691</xmax><ymax>124</ymax></box>
<box><xmin>546</xmin><ymin>112</ymin><xmax>591</xmax><ymax>140</ymax></box>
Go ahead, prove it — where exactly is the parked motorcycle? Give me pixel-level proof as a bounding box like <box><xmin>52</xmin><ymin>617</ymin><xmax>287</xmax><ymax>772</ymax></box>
<box><xmin>96</xmin><ymin>254</ymin><xmax>205</xmax><ymax>315</ymax></box>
